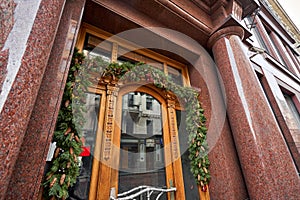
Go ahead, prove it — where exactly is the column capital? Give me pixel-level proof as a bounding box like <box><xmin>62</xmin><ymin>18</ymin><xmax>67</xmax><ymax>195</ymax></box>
<box><xmin>207</xmin><ymin>26</ymin><xmax>244</xmax><ymax>49</ymax></box>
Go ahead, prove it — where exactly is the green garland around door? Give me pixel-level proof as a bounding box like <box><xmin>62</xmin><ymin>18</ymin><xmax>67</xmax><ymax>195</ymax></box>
<box><xmin>43</xmin><ymin>48</ymin><xmax>94</xmax><ymax>200</ymax></box>
<box><xmin>117</xmin><ymin>63</ymin><xmax>211</xmax><ymax>191</ymax></box>
<box><xmin>43</xmin><ymin>49</ymin><xmax>210</xmax><ymax>199</ymax></box>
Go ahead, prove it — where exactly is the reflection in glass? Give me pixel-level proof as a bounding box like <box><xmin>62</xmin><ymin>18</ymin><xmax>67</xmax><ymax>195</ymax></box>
<box><xmin>83</xmin><ymin>33</ymin><xmax>112</xmax><ymax>62</ymax></box>
<box><xmin>118</xmin><ymin>92</ymin><xmax>166</xmax><ymax>199</ymax></box>
<box><xmin>167</xmin><ymin>65</ymin><xmax>183</xmax><ymax>86</ymax></box>
<box><xmin>177</xmin><ymin>110</ymin><xmax>200</xmax><ymax>199</ymax></box>
<box><xmin>118</xmin><ymin>46</ymin><xmax>164</xmax><ymax>71</ymax></box>
<box><xmin>68</xmin><ymin>93</ymin><xmax>101</xmax><ymax>200</ymax></box>
<box><xmin>284</xmin><ymin>94</ymin><xmax>300</xmax><ymax>129</ymax></box>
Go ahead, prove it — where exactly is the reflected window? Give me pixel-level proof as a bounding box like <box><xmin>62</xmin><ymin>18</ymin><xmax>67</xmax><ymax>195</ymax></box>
<box><xmin>284</xmin><ymin>94</ymin><xmax>300</xmax><ymax>128</ymax></box>
<box><xmin>146</xmin><ymin>120</ymin><xmax>153</xmax><ymax>135</ymax></box>
<box><xmin>146</xmin><ymin>96</ymin><xmax>153</xmax><ymax>110</ymax></box>
<box><xmin>128</xmin><ymin>93</ymin><xmax>134</xmax><ymax>107</ymax></box>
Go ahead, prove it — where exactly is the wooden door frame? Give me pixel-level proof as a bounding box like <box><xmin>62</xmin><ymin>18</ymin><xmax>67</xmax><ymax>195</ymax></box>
<box><xmin>88</xmin><ymin>83</ymin><xmax>185</xmax><ymax>200</ymax></box>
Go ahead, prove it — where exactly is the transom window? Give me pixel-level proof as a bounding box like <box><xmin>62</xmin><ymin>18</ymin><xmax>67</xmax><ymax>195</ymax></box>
<box><xmin>77</xmin><ymin>23</ymin><xmax>190</xmax><ymax>87</ymax></box>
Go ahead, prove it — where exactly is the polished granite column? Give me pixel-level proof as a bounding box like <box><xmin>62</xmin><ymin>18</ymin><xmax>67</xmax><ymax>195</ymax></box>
<box><xmin>3</xmin><ymin>0</ymin><xmax>86</xmax><ymax>199</ymax></box>
<box><xmin>208</xmin><ymin>26</ymin><xmax>300</xmax><ymax>199</ymax></box>
<box><xmin>0</xmin><ymin>0</ymin><xmax>66</xmax><ymax>198</ymax></box>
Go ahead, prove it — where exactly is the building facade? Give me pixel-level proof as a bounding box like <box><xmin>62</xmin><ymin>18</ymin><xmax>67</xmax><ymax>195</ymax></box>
<box><xmin>0</xmin><ymin>0</ymin><xmax>300</xmax><ymax>199</ymax></box>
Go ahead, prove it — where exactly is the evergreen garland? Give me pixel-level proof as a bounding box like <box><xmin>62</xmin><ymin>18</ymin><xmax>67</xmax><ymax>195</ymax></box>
<box><xmin>43</xmin><ymin>49</ymin><xmax>95</xmax><ymax>200</ymax></box>
<box><xmin>43</xmin><ymin>50</ymin><xmax>210</xmax><ymax>199</ymax></box>
<box><xmin>117</xmin><ymin>64</ymin><xmax>211</xmax><ymax>190</ymax></box>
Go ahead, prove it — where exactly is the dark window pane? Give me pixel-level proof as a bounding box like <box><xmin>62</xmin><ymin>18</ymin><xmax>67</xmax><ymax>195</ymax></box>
<box><xmin>284</xmin><ymin>94</ymin><xmax>300</xmax><ymax>128</ymax></box>
<box><xmin>176</xmin><ymin>110</ymin><xmax>200</xmax><ymax>199</ymax></box>
<box><xmin>147</xmin><ymin>120</ymin><xmax>153</xmax><ymax>135</ymax></box>
<box><xmin>118</xmin><ymin>46</ymin><xmax>164</xmax><ymax>71</ymax></box>
<box><xmin>168</xmin><ymin>65</ymin><xmax>183</xmax><ymax>86</ymax></box>
<box><xmin>68</xmin><ymin>93</ymin><xmax>101</xmax><ymax>200</ymax></box>
<box><xmin>146</xmin><ymin>96</ymin><xmax>153</xmax><ymax>110</ymax></box>
<box><xmin>83</xmin><ymin>33</ymin><xmax>112</xmax><ymax>62</ymax></box>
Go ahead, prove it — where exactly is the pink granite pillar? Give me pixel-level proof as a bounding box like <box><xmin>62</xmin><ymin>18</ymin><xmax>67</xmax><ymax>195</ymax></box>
<box><xmin>189</xmin><ymin>54</ymin><xmax>248</xmax><ymax>199</ymax></box>
<box><xmin>208</xmin><ymin>26</ymin><xmax>300</xmax><ymax>199</ymax></box>
<box><xmin>4</xmin><ymin>0</ymin><xmax>86</xmax><ymax>199</ymax></box>
<box><xmin>0</xmin><ymin>0</ymin><xmax>66</xmax><ymax>199</ymax></box>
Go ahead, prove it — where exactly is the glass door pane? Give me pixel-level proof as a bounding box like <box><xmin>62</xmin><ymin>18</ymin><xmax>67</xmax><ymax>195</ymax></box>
<box><xmin>69</xmin><ymin>93</ymin><xmax>101</xmax><ymax>200</ymax></box>
<box><xmin>176</xmin><ymin>110</ymin><xmax>200</xmax><ymax>199</ymax></box>
<box><xmin>118</xmin><ymin>92</ymin><xmax>166</xmax><ymax>199</ymax></box>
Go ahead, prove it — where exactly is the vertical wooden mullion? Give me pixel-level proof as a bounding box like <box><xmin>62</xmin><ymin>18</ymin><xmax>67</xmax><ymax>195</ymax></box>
<box><xmin>182</xmin><ymin>65</ymin><xmax>191</xmax><ymax>87</ymax></box>
<box><xmin>88</xmin><ymin>90</ymin><xmax>106</xmax><ymax>200</ymax></box>
<box><xmin>110</xmin><ymin>91</ymin><xmax>123</xmax><ymax>194</ymax></box>
<box><xmin>111</xmin><ymin>42</ymin><xmax>118</xmax><ymax>62</ymax></box>
<box><xmin>75</xmin><ymin>26</ymin><xmax>86</xmax><ymax>52</ymax></box>
<box><xmin>96</xmin><ymin>84</ymin><xmax>119</xmax><ymax>200</ymax></box>
<box><xmin>164</xmin><ymin>62</ymin><xmax>168</xmax><ymax>75</ymax></box>
<box><xmin>166</xmin><ymin>97</ymin><xmax>185</xmax><ymax>200</ymax></box>
<box><xmin>162</xmin><ymin>103</ymin><xmax>174</xmax><ymax>200</ymax></box>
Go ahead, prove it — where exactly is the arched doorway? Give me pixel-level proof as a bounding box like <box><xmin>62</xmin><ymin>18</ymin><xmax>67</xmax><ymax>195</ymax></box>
<box><xmin>91</xmin><ymin>84</ymin><xmax>185</xmax><ymax>200</ymax></box>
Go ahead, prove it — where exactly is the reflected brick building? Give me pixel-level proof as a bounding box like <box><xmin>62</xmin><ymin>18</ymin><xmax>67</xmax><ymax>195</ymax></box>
<box><xmin>1</xmin><ymin>0</ymin><xmax>300</xmax><ymax>199</ymax></box>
